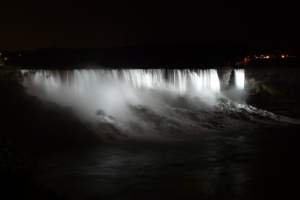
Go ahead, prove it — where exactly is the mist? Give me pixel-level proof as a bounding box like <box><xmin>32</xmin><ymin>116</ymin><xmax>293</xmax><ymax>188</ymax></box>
<box><xmin>20</xmin><ymin>68</ymin><xmax>247</xmax><ymax>141</ymax></box>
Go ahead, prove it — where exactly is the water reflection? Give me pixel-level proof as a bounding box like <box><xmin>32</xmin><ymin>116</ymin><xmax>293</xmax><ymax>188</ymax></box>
<box><xmin>34</xmin><ymin>128</ymin><xmax>279</xmax><ymax>199</ymax></box>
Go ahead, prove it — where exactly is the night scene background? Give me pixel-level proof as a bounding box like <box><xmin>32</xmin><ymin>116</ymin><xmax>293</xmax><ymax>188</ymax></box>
<box><xmin>1</xmin><ymin>0</ymin><xmax>300</xmax><ymax>199</ymax></box>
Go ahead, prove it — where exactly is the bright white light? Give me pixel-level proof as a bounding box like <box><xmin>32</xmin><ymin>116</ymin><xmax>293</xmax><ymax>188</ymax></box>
<box><xmin>20</xmin><ymin>69</ymin><xmax>222</xmax><ymax>138</ymax></box>
<box><xmin>234</xmin><ymin>69</ymin><xmax>245</xmax><ymax>90</ymax></box>
<box><xmin>21</xmin><ymin>69</ymin><xmax>220</xmax><ymax>96</ymax></box>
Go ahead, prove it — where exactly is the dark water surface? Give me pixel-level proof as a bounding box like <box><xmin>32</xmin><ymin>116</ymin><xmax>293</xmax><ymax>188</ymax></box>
<box><xmin>34</xmin><ymin>125</ymin><xmax>300</xmax><ymax>200</ymax></box>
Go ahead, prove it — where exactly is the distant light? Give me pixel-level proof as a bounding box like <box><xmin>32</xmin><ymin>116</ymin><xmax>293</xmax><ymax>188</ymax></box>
<box><xmin>19</xmin><ymin>54</ymin><xmax>22</xmax><ymax>56</ymax></box>
<box><xmin>265</xmin><ymin>56</ymin><xmax>269</xmax><ymax>59</ymax></box>
<box><xmin>281</xmin><ymin>55</ymin><xmax>285</xmax><ymax>58</ymax></box>
<box><xmin>4</xmin><ymin>57</ymin><xmax>8</xmax><ymax>61</ymax></box>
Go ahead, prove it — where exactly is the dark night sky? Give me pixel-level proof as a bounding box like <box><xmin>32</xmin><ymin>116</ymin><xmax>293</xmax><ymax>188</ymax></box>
<box><xmin>1</xmin><ymin>0</ymin><xmax>299</xmax><ymax>51</ymax></box>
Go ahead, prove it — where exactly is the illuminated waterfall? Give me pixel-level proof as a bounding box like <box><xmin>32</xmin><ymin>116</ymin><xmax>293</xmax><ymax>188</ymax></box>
<box><xmin>20</xmin><ymin>69</ymin><xmax>223</xmax><ymax>125</ymax></box>
<box><xmin>21</xmin><ymin>69</ymin><xmax>221</xmax><ymax>95</ymax></box>
<box><xmin>234</xmin><ymin>69</ymin><xmax>245</xmax><ymax>90</ymax></box>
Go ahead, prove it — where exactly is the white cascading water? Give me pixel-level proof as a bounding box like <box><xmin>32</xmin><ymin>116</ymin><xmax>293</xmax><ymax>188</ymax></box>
<box><xmin>20</xmin><ymin>68</ymin><xmax>268</xmax><ymax>141</ymax></box>
<box><xmin>21</xmin><ymin>69</ymin><xmax>221</xmax><ymax>95</ymax></box>
<box><xmin>20</xmin><ymin>68</ymin><xmax>300</xmax><ymax>141</ymax></box>
<box><xmin>234</xmin><ymin>69</ymin><xmax>245</xmax><ymax>90</ymax></box>
<box><xmin>20</xmin><ymin>69</ymin><xmax>220</xmax><ymax>126</ymax></box>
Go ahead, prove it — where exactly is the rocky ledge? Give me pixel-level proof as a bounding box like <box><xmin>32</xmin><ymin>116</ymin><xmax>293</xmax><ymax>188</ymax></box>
<box><xmin>244</xmin><ymin>67</ymin><xmax>300</xmax><ymax>118</ymax></box>
<box><xmin>0</xmin><ymin>68</ymin><xmax>21</xmax><ymax>82</ymax></box>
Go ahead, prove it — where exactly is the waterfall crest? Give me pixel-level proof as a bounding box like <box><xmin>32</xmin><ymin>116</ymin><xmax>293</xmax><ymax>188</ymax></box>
<box><xmin>21</xmin><ymin>69</ymin><xmax>221</xmax><ymax>95</ymax></box>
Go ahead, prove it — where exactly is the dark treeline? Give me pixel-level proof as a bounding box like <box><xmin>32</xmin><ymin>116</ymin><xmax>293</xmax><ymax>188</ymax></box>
<box><xmin>1</xmin><ymin>45</ymin><xmax>253</xmax><ymax>69</ymax></box>
<box><xmin>2</xmin><ymin>45</ymin><xmax>299</xmax><ymax>69</ymax></box>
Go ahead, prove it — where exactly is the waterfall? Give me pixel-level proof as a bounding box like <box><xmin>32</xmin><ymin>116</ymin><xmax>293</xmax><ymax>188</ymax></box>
<box><xmin>234</xmin><ymin>69</ymin><xmax>245</xmax><ymax>90</ymax></box>
<box><xmin>18</xmin><ymin>68</ymin><xmax>258</xmax><ymax>140</ymax></box>
<box><xmin>21</xmin><ymin>69</ymin><xmax>221</xmax><ymax>95</ymax></box>
<box><xmin>20</xmin><ymin>69</ymin><xmax>222</xmax><ymax>120</ymax></box>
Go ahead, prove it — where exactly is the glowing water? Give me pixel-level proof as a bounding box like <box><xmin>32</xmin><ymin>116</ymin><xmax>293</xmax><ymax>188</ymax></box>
<box><xmin>20</xmin><ymin>69</ymin><xmax>221</xmax><ymax>136</ymax></box>
<box><xmin>234</xmin><ymin>69</ymin><xmax>245</xmax><ymax>90</ymax></box>
<box><xmin>20</xmin><ymin>68</ymin><xmax>300</xmax><ymax>141</ymax></box>
<box><xmin>21</xmin><ymin>69</ymin><xmax>221</xmax><ymax>95</ymax></box>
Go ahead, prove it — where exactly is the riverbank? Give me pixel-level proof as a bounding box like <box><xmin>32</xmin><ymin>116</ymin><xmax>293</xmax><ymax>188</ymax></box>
<box><xmin>0</xmin><ymin>74</ymin><xmax>105</xmax><ymax>199</ymax></box>
<box><xmin>0</xmin><ymin>82</ymin><xmax>102</xmax><ymax>156</ymax></box>
<box><xmin>244</xmin><ymin>67</ymin><xmax>300</xmax><ymax>118</ymax></box>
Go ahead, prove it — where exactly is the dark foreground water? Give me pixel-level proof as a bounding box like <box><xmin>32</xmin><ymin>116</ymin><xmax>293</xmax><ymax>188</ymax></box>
<box><xmin>34</xmin><ymin>125</ymin><xmax>300</xmax><ymax>200</ymax></box>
